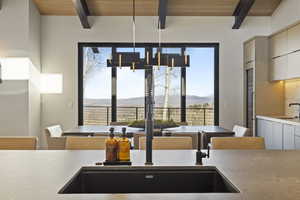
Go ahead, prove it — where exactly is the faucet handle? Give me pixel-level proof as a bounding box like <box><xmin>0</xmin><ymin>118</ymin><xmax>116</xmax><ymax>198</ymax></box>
<box><xmin>207</xmin><ymin>144</ymin><xmax>210</xmax><ymax>158</ymax></box>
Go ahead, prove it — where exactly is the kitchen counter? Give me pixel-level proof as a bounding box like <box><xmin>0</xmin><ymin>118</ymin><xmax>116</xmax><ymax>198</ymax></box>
<box><xmin>1</xmin><ymin>150</ymin><xmax>300</xmax><ymax>200</ymax></box>
<box><xmin>257</xmin><ymin>115</ymin><xmax>300</xmax><ymax>126</ymax></box>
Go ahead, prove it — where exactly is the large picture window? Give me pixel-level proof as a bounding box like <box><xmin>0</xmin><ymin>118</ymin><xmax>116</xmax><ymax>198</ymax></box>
<box><xmin>78</xmin><ymin>43</ymin><xmax>219</xmax><ymax>126</ymax></box>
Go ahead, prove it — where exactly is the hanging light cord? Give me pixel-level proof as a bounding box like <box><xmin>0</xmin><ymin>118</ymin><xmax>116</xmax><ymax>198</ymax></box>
<box><xmin>132</xmin><ymin>0</ymin><xmax>136</xmax><ymax>53</ymax></box>
<box><xmin>158</xmin><ymin>20</ymin><xmax>161</xmax><ymax>52</ymax></box>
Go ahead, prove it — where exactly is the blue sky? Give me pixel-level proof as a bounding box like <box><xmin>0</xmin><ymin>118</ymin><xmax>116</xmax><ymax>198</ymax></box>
<box><xmin>84</xmin><ymin>47</ymin><xmax>214</xmax><ymax>99</ymax></box>
<box><xmin>186</xmin><ymin>48</ymin><xmax>214</xmax><ymax>98</ymax></box>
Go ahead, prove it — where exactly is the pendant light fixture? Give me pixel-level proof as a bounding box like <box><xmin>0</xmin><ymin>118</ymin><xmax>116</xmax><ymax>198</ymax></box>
<box><xmin>153</xmin><ymin>17</ymin><xmax>190</xmax><ymax>68</ymax></box>
<box><xmin>107</xmin><ymin>0</ymin><xmax>143</xmax><ymax>70</ymax></box>
<box><xmin>107</xmin><ymin>0</ymin><xmax>190</xmax><ymax>69</ymax></box>
<box><xmin>0</xmin><ymin>62</ymin><xmax>2</xmax><ymax>84</ymax></box>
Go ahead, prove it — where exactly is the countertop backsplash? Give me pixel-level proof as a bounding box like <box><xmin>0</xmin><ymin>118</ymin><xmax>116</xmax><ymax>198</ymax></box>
<box><xmin>285</xmin><ymin>79</ymin><xmax>300</xmax><ymax>117</ymax></box>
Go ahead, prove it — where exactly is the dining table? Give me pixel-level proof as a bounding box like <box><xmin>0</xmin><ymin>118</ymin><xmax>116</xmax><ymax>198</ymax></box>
<box><xmin>164</xmin><ymin>125</ymin><xmax>235</xmax><ymax>149</ymax></box>
<box><xmin>63</xmin><ymin>125</ymin><xmax>143</xmax><ymax>137</ymax></box>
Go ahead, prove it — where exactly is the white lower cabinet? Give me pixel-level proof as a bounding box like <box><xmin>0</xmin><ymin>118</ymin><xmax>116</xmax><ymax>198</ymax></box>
<box><xmin>257</xmin><ymin>118</ymin><xmax>300</xmax><ymax>150</ymax></box>
<box><xmin>295</xmin><ymin>136</ymin><xmax>300</xmax><ymax>150</ymax></box>
<box><xmin>295</xmin><ymin>127</ymin><xmax>300</xmax><ymax>150</ymax></box>
<box><xmin>271</xmin><ymin>122</ymin><xmax>283</xmax><ymax>150</ymax></box>
<box><xmin>256</xmin><ymin>119</ymin><xmax>283</xmax><ymax>149</ymax></box>
<box><xmin>283</xmin><ymin>124</ymin><xmax>295</xmax><ymax>150</ymax></box>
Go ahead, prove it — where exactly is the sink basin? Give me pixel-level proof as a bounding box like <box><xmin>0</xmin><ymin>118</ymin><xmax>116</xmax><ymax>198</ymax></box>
<box><xmin>59</xmin><ymin>166</ymin><xmax>239</xmax><ymax>194</ymax></box>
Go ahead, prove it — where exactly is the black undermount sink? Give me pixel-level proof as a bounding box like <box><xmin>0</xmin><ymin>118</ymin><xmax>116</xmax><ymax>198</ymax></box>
<box><xmin>59</xmin><ymin>166</ymin><xmax>239</xmax><ymax>194</ymax></box>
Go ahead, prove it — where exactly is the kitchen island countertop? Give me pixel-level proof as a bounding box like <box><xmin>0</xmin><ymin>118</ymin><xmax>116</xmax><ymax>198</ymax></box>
<box><xmin>1</xmin><ymin>150</ymin><xmax>300</xmax><ymax>200</ymax></box>
<box><xmin>256</xmin><ymin>115</ymin><xmax>300</xmax><ymax>126</ymax></box>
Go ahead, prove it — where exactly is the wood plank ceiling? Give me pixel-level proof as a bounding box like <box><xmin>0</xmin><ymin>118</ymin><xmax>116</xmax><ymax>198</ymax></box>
<box><xmin>34</xmin><ymin>0</ymin><xmax>281</xmax><ymax>16</ymax></box>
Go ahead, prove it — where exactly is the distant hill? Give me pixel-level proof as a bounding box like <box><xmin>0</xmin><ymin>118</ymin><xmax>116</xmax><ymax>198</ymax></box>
<box><xmin>84</xmin><ymin>95</ymin><xmax>213</xmax><ymax>107</ymax></box>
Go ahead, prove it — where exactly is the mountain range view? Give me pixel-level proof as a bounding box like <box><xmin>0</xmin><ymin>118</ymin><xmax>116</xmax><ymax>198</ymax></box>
<box><xmin>84</xmin><ymin>95</ymin><xmax>214</xmax><ymax>107</ymax></box>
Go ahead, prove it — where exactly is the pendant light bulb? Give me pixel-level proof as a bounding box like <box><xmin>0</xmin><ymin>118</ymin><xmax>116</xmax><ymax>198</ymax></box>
<box><xmin>146</xmin><ymin>51</ymin><xmax>150</xmax><ymax>65</ymax></box>
<box><xmin>132</xmin><ymin>62</ymin><xmax>136</xmax><ymax>72</ymax></box>
<box><xmin>184</xmin><ymin>51</ymin><xmax>188</xmax><ymax>65</ymax></box>
<box><xmin>171</xmin><ymin>58</ymin><xmax>175</xmax><ymax>69</ymax></box>
<box><xmin>119</xmin><ymin>54</ymin><xmax>122</xmax><ymax>69</ymax></box>
<box><xmin>158</xmin><ymin>50</ymin><xmax>161</xmax><ymax>70</ymax></box>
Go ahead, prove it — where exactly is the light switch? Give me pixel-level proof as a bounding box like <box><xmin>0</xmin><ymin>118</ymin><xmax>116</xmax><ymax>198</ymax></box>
<box><xmin>68</xmin><ymin>101</ymin><xmax>73</xmax><ymax>109</ymax></box>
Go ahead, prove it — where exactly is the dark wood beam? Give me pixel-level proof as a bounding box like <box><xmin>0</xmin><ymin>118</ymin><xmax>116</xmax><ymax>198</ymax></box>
<box><xmin>72</xmin><ymin>0</ymin><xmax>91</xmax><ymax>29</ymax></box>
<box><xmin>92</xmin><ymin>47</ymin><xmax>99</xmax><ymax>54</ymax></box>
<box><xmin>158</xmin><ymin>0</ymin><xmax>168</xmax><ymax>29</ymax></box>
<box><xmin>232</xmin><ymin>0</ymin><xmax>255</xmax><ymax>29</ymax></box>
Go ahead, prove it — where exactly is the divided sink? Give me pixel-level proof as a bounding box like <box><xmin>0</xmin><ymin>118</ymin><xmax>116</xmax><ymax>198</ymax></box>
<box><xmin>59</xmin><ymin>166</ymin><xmax>239</xmax><ymax>194</ymax></box>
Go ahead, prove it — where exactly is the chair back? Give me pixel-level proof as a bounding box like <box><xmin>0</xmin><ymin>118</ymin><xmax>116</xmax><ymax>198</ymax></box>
<box><xmin>0</xmin><ymin>137</ymin><xmax>37</xmax><ymax>150</ymax></box>
<box><xmin>211</xmin><ymin>137</ymin><xmax>265</xmax><ymax>150</ymax></box>
<box><xmin>65</xmin><ymin>137</ymin><xmax>106</xmax><ymax>150</ymax></box>
<box><xmin>139</xmin><ymin>136</ymin><xmax>193</xmax><ymax>150</ymax></box>
<box><xmin>46</xmin><ymin>125</ymin><xmax>63</xmax><ymax>137</ymax></box>
<box><xmin>45</xmin><ymin>125</ymin><xmax>66</xmax><ymax>150</ymax></box>
<box><xmin>233</xmin><ymin>125</ymin><xmax>251</xmax><ymax>137</ymax></box>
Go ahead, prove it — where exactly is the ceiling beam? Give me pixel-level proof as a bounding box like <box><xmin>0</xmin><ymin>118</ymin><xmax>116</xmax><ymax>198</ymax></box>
<box><xmin>232</xmin><ymin>0</ymin><xmax>255</xmax><ymax>29</ymax></box>
<box><xmin>72</xmin><ymin>0</ymin><xmax>91</xmax><ymax>29</ymax></box>
<box><xmin>158</xmin><ymin>0</ymin><xmax>168</xmax><ymax>29</ymax></box>
<box><xmin>92</xmin><ymin>47</ymin><xmax>99</xmax><ymax>54</ymax></box>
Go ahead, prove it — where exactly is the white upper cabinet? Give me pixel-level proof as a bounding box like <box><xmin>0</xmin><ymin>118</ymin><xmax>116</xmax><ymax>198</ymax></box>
<box><xmin>269</xmin><ymin>23</ymin><xmax>300</xmax><ymax>81</ymax></box>
<box><xmin>270</xmin><ymin>56</ymin><xmax>288</xmax><ymax>81</ymax></box>
<box><xmin>288</xmin><ymin>24</ymin><xmax>300</xmax><ymax>53</ymax></box>
<box><xmin>270</xmin><ymin>31</ymin><xmax>288</xmax><ymax>58</ymax></box>
<box><xmin>288</xmin><ymin>51</ymin><xmax>300</xmax><ymax>79</ymax></box>
<box><xmin>244</xmin><ymin>40</ymin><xmax>255</xmax><ymax>63</ymax></box>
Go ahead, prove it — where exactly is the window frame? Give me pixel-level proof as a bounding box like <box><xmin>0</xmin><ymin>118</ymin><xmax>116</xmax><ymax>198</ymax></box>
<box><xmin>78</xmin><ymin>43</ymin><xmax>219</xmax><ymax>126</ymax></box>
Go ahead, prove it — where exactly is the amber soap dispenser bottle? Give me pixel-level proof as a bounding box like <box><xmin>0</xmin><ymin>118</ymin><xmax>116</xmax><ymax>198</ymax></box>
<box><xmin>105</xmin><ymin>127</ymin><xmax>118</xmax><ymax>162</ymax></box>
<box><xmin>118</xmin><ymin>127</ymin><xmax>131</xmax><ymax>161</ymax></box>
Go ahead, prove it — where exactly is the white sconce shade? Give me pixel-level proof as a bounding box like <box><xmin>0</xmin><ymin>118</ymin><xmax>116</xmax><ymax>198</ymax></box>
<box><xmin>0</xmin><ymin>58</ymin><xmax>31</xmax><ymax>80</ymax></box>
<box><xmin>41</xmin><ymin>73</ymin><xmax>63</xmax><ymax>94</ymax></box>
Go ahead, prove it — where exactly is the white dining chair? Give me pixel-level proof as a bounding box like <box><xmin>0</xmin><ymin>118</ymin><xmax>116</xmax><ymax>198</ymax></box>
<box><xmin>45</xmin><ymin>125</ymin><xmax>66</xmax><ymax>150</ymax></box>
<box><xmin>233</xmin><ymin>125</ymin><xmax>251</xmax><ymax>137</ymax></box>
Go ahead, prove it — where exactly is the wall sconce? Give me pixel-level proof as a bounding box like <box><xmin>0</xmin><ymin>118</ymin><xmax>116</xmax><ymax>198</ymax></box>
<box><xmin>0</xmin><ymin>57</ymin><xmax>31</xmax><ymax>80</ymax></box>
<box><xmin>0</xmin><ymin>62</ymin><xmax>2</xmax><ymax>84</ymax></box>
<box><xmin>41</xmin><ymin>73</ymin><xmax>63</xmax><ymax>94</ymax></box>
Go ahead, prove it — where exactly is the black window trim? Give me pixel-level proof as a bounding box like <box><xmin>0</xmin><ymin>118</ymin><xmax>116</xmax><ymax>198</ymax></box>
<box><xmin>78</xmin><ymin>42</ymin><xmax>220</xmax><ymax>126</ymax></box>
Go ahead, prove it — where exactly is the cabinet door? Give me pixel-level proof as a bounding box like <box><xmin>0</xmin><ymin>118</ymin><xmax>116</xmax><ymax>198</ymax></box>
<box><xmin>270</xmin><ymin>56</ymin><xmax>288</xmax><ymax>81</ymax></box>
<box><xmin>295</xmin><ymin>136</ymin><xmax>300</xmax><ymax>150</ymax></box>
<box><xmin>283</xmin><ymin>124</ymin><xmax>295</xmax><ymax>150</ymax></box>
<box><xmin>245</xmin><ymin>40</ymin><xmax>255</xmax><ymax>63</ymax></box>
<box><xmin>270</xmin><ymin>31</ymin><xmax>288</xmax><ymax>58</ymax></box>
<box><xmin>288</xmin><ymin>24</ymin><xmax>300</xmax><ymax>53</ymax></box>
<box><xmin>256</xmin><ymin>119</ymin><xmax>265</xmax><ymax>137</ymax></box>
<box><xmin>287</xmin><ymin>51</ymin><xmax>300</xmax><ymax>79</ymax></box>
<box><xmin>264</xmin><ymin>120</ymin><xmax>273</xmax><ymax>149</ymax></box>
<box><xmin>271</xmin><ymin>122</ymin><xmax>283</xmax><ymax>150</ymax></box>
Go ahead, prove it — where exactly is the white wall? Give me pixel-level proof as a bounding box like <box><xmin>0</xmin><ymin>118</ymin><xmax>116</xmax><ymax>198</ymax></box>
<box><xmin>28</xmin><ymin>0</ymin><xmax>41</xmax><ymax>71</ymax></box>
<box><xmin>28</xmin><ymin>0</ymin><xmax>41</xmax><ymax>144</ymax></box>
<box><xmin>285</xmin><ymin>80</ymin><xmax>300</xmax><ymax>117</ymax></box>
<box><xmin>271</xmin><ymin>0</ymin><xmax>300</xmax><ymax>33</ymax></box>
<box><xmin>41</xmin><ymin>16</ymin><xmax>271</xmax><ymax>144</ymax></box>
<box><xmin>0</xmin><ymin>0</ymin><xmax>41</xmax><ymax>143</ymax></box>
<box><xmin>0</xmin><ymin>0</ymin><xmax>41</xmax><ymax>65</ymax></box>
<box><xmin>0</xmin><ymin>81</ymin><xmax>29</xmax><ymax>136</ymax></box>
<box><xmin>0</xmin><ymin>0</ymin><xmax>29</xmax><ymax>57</ymax></box>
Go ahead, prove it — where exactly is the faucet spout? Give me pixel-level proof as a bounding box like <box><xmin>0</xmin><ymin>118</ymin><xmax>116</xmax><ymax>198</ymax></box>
<box><xmin>289</xmin><ymin>103</ymin><xmax>300</xmax><ymax>119</ymax></box>
<box><xmin>145</xmin><ymin>68</ymin><xmax>154</xmax><ymax>165</ymax></box>
<box><xmin>196</xmin><ymin>132</ymin><xmax>210</xmax><ymax>165</ymax></box>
